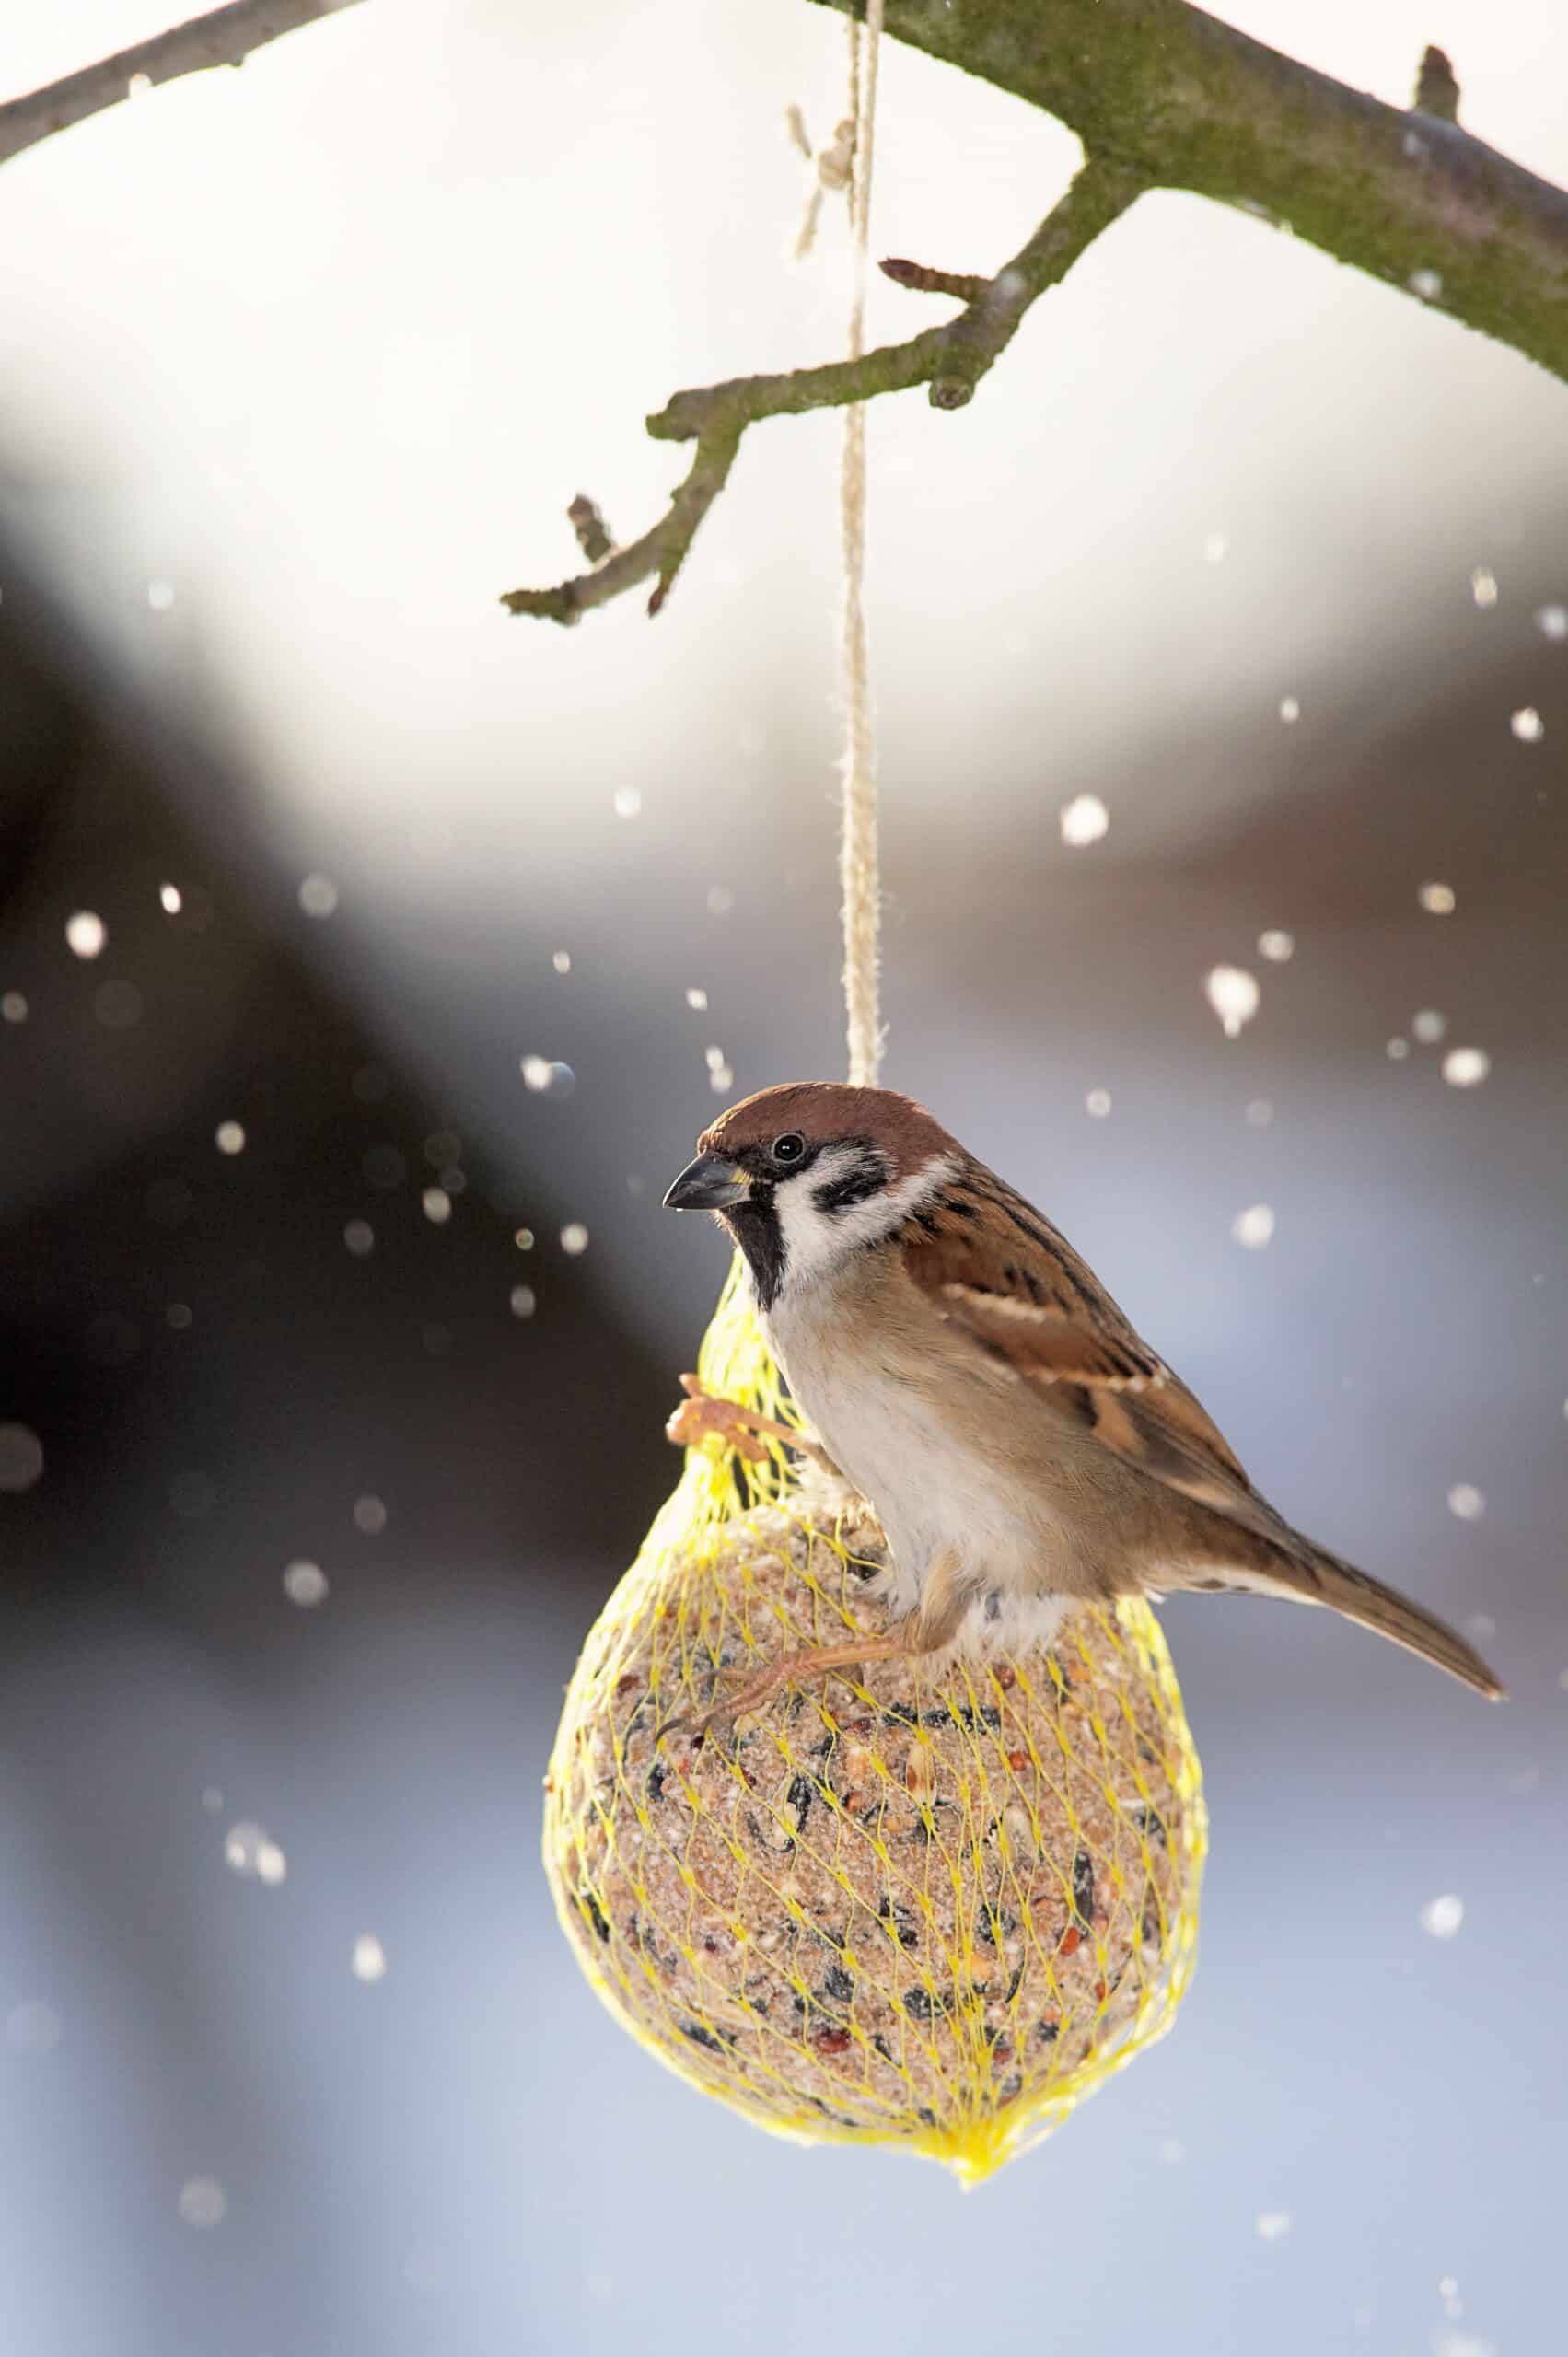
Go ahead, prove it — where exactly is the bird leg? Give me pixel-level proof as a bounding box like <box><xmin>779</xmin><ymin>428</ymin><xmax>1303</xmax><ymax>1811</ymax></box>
<box><xmin>664</xmin><ymin>1373</ymin><xmax>834</xmax><ymax>1471</ymax></box>
<box><xmin>672</xmin><ymin>1550</ymin><xmax>973</xmax><ymax>1745</ymax></box>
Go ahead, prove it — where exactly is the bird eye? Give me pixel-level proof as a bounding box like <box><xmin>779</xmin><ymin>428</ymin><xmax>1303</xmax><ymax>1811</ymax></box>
<box><xmin>771</xmin><ymin>1132</ymin><xmax>806</xmax><ymax>1165</ymax></box>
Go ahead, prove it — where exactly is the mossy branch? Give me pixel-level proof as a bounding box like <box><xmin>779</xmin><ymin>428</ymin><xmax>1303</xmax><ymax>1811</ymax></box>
<box><xmin>812</xmin><ymin>1</ymin><xmax>1568</xmax><ymax>381</ymax></box>
<box><xmin>505</xmin><ymin>4</ymin><xmax>1568</xmax><ymax>626</ymax></box>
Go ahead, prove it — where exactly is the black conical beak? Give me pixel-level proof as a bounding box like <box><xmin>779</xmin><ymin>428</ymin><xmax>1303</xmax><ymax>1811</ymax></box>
<box><xmin>663</xmin><ymin>1152</ymin><xmax>752</xmax><ymax>1212</ymax></box>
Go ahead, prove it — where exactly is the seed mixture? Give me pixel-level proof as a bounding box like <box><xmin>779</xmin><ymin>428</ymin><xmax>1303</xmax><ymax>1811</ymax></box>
<box><xmin>545</xmin><ymin>1413</ymin><xmax>1205</xmax><ymax>2181</ymax></box>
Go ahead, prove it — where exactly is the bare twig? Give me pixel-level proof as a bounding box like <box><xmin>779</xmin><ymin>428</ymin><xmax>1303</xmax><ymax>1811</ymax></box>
<box><xmin>501</xmin><ymin>158</ymin><xmax>1144</xmax><ymax>625</ymax></box>
<box><xmin>567</xmin><ymin>495</ymin><xmax>614</xmax><ymax>564</ymax></box>
<box><xmin>503</xmin><ymin>425</ymin><xmax>744</xmax><ymax>624</ymax></box>
<box><xmin>0</xmin><ymin>0</ymin><xmax>366</xmax><ymax>171</ymax></box>
<box><xmin>880</xmin><ymin>256</ymin><xmax>989</xmax><ymax>303</ymax></box>
<box><xmin>1414</xmin><ymin>45</ymin><xmax>1461</xmax><ymax>124</ymax></box>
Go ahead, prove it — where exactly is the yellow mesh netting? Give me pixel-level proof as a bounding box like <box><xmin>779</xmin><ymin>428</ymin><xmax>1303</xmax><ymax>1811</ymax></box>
<box><xmin>543</xmin><ymin>1261</ymin><xmax>1207</xmax><ymax>2184</ymax></box>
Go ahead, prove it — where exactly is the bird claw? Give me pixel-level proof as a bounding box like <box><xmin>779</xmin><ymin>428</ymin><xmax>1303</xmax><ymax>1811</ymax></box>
<box><xmin>649</xmin><ymin>1694</ymin><xmax>740</xmax><ymax>1755</ymax></box>
<box><xmin>664</xmin><ymin>1379</ymin><xmax>771</xmax><ymax>1463</ymax></box>
<box><xmin>665</xmin><ymin>1376</ymin><xmax>837</xmax><ymax>1474</ymax></box>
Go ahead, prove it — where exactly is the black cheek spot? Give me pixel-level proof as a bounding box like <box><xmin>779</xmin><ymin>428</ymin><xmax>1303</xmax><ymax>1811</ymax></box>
<box><xmin>813</xmin><ymin>1155</ymin><xmax>889</xmax><ymax>1215</ymax></box>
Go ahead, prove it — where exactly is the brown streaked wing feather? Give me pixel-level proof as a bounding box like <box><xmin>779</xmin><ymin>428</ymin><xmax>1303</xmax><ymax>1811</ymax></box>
<box><xmin>900</xmin><ymin>1156</ymin><xmax>1290</xmax><ymax>1540</ymax></box>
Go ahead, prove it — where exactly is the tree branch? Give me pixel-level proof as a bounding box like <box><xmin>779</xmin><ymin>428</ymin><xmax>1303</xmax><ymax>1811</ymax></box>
<box><xmin>811</xmin><ymin>1</ymin><xmax>1568</xmax><ymax>384</ymax></box>
<box><xmin>501</xmin><ymin>157</ymin><xmax>1144</xmax><ymax>624</ymax></box>
<box><xmin>0</xmin><ymin>0</ymin><xmax>366</xmax><ymax>171</ymax></box>
<box><xmin>504</xmin><ymin>6</ymin><xmax>1568</xmax><ymax>628</ymax></box>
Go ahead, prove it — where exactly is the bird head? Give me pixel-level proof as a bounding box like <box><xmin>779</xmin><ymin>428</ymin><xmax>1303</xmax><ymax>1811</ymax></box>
<box><xmin>664</xmin><ymin>1081</ymin><xmax>957</xmax><ymax>1308</ymax></box>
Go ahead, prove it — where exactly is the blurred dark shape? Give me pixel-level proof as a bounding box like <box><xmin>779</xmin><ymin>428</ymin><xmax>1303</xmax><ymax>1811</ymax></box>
<box><xmin>0</xmin><ymin>539</ymin><xmax>671</xmax><ymax>1634</ymax></box>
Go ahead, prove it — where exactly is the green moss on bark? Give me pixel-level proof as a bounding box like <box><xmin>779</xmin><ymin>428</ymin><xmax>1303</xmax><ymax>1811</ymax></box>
<box><xmin>812</xmin><ymin>0</ymin><xmax>1568</xmax><ymax>382</ymax></box>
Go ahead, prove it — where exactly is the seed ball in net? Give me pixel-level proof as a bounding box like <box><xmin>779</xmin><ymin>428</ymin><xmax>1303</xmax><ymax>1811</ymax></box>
<box><xmin>544</xmin><ymin>1473</ymin><xmax>1204</xmax><ymax>2184</ymax></box>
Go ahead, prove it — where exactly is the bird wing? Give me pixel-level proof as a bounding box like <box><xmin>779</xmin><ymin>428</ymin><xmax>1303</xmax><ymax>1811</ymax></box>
<box><xmin>899</xmin><ymin>1157</ymin><xmax>1288</xmax><ymax>1546</ymax></box>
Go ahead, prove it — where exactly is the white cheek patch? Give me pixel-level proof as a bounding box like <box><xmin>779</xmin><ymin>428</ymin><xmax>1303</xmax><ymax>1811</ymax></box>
<box><xmin>773</xmin><ymin>1149</ymin><xmax>958</xmax><ymax>1295</ymax></box>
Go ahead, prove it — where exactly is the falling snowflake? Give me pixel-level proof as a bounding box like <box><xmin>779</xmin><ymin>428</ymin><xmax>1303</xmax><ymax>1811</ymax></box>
<box><xmin>283</xmin><ymin>1560</ymin><xmax>329</xmax><ymax>1608</ymax></box>
<box><xmin>1446</xmin><ymin>1483</ymin><xmax>1485</xmax><ymax>1521</ymax></box>
<box><xmin>521</xmin><ymin>1056</ymin><xmax>575</xmax><ymax>1097</ymax></box>
<box><xmin>65</xmin><ymin>911</ymin><xmax>107</xmax><ymax>959</ymax></box>
<box><xmin>224</xmin><ymin>1822</ymin><xmax>273</xmax><ymax>1877</ymax></box>
<box><xmin>1257</xmin><ymin>930</ymin><xmax>1294</xmax><ymax>962</ymax></box>
<box><xmin>1204</xmin><ymin>965</ymin><xmax>1260</xmax><ymax>1039</ymax></box>
<box><xmin>177</xmin><ymin>2177</ymin><xmax>226</xmax><ymax>2228</ymax></box>
<box><xmin>1232</xmin><ymin>1204</ymin><xmax>1275</xmax><ymax>1250</ymax></box>
<box><xmin>1510</xmin><ymin>707</ymin><xmax>1544</xmax><ymax>742</ymax></box>
<box><xmin>352</xmin><ymin>1934</ymin><xmax>387</xmax><ymax>1982</ymax></box>
<box><xmin>1419</xmin><ymin>1894</ymin><xmax>1464</xmax><ymax>1940</ymax></box>
<box><xmin>1060</xmin><ymin>795</ymin><xmax>1109</xmax><ymax>848</ymax></box>
<box><xmin>1442</xmin><ymin>1047</ymin><xmax>1490</xmax><ymax>1088</ymax></box>
<box><xmin>1418</xmin><ymin>881</ymin><xmax>1456</xmax><ymax>915</ymax></box>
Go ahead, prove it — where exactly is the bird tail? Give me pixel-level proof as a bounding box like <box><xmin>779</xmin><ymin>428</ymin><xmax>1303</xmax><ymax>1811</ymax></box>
<box><xmin>1172</xmin><ymin>1538</ymin><xmax>1506</xmax><ymax>1701</ymax></box>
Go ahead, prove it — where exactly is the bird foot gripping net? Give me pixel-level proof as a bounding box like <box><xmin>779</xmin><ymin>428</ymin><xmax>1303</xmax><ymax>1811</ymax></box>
<box><xmin>542</xmin><ymin>1262</ymin><xmax>1206</xmax><ymax>2184</ymax></box>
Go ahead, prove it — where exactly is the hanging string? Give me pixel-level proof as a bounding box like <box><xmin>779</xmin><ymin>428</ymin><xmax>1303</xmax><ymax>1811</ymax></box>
<box><xmin>838</xmin><ymin>0</ymin><xmax>884</xmax><ymax>1089</ymax></box>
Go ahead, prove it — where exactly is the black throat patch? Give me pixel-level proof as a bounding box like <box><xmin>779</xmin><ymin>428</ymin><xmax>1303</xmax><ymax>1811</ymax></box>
<box><xmin>720</xmin><ymin>1185</ymin><xmax>784</xmax><ymax>1311</ymax></box>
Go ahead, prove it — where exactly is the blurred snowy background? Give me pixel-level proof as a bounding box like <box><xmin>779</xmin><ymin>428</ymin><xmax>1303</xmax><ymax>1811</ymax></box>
<box><xmin>1</xmin><ymin>4</ymin><xmax>1565</xmax><ymax>2353</ymax></box>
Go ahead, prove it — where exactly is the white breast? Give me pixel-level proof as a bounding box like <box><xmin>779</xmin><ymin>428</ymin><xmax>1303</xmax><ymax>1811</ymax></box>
<box><xmin>764</xmin><ymin>1276</ymin><xmax>1077</xmax><ymax>1628</ymax></box>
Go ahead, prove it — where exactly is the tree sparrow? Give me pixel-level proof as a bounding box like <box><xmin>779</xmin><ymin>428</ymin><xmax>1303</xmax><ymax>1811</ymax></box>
<box><xmin>664</xmin><ymin>1081</ymin><xmax>1504</xmax><ymax>1721</ymax></box>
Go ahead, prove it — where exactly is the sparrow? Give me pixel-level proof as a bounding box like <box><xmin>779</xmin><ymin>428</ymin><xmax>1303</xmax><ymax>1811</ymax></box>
<box><xmin>663</xmin><ymin>1080</ymin><xmax>1504</xmax><ymax>1722</ymax></box>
